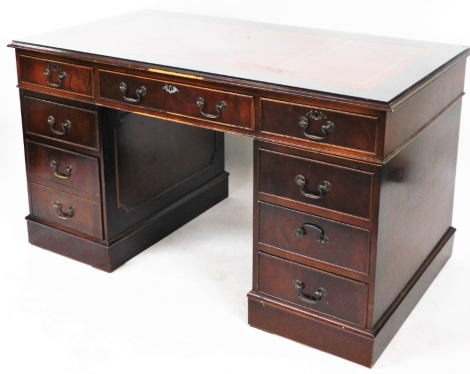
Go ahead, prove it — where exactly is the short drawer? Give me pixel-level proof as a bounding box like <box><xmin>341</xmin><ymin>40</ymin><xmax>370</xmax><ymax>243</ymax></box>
<box><xmin>29</xmin><ymin>183</ymin><xmax>103</xmax><ymax>239</ymax></box>
<box><xmin>258</xmin><ymin>253</ymin><xmax>368</xmax><ymax>327</ymax></box>
<box><xmin>258</xmin><ymin>202</ymin><xmax>371</xmax><ymax>275</ymax></box>
<box><xmin>258</xmin><ymin>148</ymin><xmax>374</xmax><ymax>220</ymax></box>
<box><xmin>18</xmin><ymin>55</ymin><xmax>93</xmax><ymax>96</ymax></box>
<box><xmin>23</xmin><ymin>96</ymin><xmax>98</xmax><ymax>150</ymax></box>
<box><xmin>98</xmin><ymin>70</ymin><xmax>254</xmax><ymax>130</ymax></box>
<box><xmin>26</xmin><ymin>141</ymin><xmax>100</xmax><ymax>197</ymax></box>
<box><xmin>261</xmin><ymin>98</ymin><xmax>379</xmax><ymax>154</ymax></box>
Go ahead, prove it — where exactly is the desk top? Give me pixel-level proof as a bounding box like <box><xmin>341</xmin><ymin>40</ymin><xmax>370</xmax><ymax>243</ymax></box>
<box><xmin>12</xmin><ymin>10</ymin><xmax>469</xmax><ymax>103</ymax></box>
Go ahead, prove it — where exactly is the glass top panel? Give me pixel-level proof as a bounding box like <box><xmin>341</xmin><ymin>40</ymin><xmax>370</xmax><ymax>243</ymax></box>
<box><xmin>13</xmin><ymin>10</ymin><xmax>469</xmax><ymax>103</ymax></box>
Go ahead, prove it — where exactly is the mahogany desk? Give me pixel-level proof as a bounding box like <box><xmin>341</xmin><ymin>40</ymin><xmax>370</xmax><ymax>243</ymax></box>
<box><xmin>9</xmin><ymin>10</ymin><xmax>469</xmax><ymax>367</ymax></box>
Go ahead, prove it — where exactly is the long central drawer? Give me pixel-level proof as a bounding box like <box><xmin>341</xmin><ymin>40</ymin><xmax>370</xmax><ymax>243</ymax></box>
<box><xmin>98</xmin><ymin>70</ymin><xmax>254</xmax><ymax>130</ymax></box>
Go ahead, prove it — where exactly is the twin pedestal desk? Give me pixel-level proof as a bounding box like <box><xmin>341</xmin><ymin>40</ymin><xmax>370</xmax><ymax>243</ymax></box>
<box><xmin>9</xmin><ymin>11</ymin><xmax>469</xmax><ymax>367</ymax></box>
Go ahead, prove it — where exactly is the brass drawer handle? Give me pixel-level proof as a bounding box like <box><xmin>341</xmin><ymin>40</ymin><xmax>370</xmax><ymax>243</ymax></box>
<box><xmin>50</xmin><ymin>160</ymin><xmax>73</xmax><ymax>179</ymax></box>
<box><xmin>196</xmin><ymin>97</ymin><xmax>227</xmax><ymax>119</ymax></box>
<box><xmin>53</xmin><ymin>201</ymin><xmax>75</xmax><ymax>220</ymax></box>
<box><xmin>298</xmin><ymin>110</ymin><xmax>335</xmax><ymax>141</ymax></box>
<box><xmin>293</xmin><ymin>280</ymin><xmax>327</xmax><ymax>304</ymax></box>
<box><xmin>48</xmin><ymin>116</ymin><xmax>71</xmax><ymax>136</ymax></box>
<box><xmin>295</xmin><ymin>175</ymin><xmax>331</xmax><ymax>199</ymax></box>
<box><xmin>295</xmin><ymin>223</ymin><xmax>329</xmax><ymax>245</ymax></box>
<box><xmin>119</xmin><ymin>82</ymin><xmax>147</xmax><ymax>103</ymax></box>
<box><xmin>43</xmin><ymin>63</ymin><xmax>67</xmax><ymax>88</ymax></box>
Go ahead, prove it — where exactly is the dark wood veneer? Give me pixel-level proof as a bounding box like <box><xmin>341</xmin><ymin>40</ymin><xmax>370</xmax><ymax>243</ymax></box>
<box><xmin>26</xmin><ymin>141</ymin><xmax>100</xmax><ymax>197</ymax></box>
<box><xmin>22</xmin><ymin>95</ymin><xmax>99</xmax><ymax>151</ymax></box>
<box><xmin>258</xmin><ymin>147</ymin><xmax>375</xmax><ymax>220</ymax></box>
<box><xmin>29</xmin><ymin>182</ymin><xmax>103</xmax><ymax>239</ymax></box>
<box><xmin>383</xmin><ymin>60</ymin><xmax>466</xmax><ymax>158</ymax></box>
<box><xmin>10</xmin><ymin>11</ymin><xmax>468</xmax><ymax>368</ymax></box>
<box><xmin>258</xmin><ymin>202</ymin><xmax>371</xmax><ymax>276</ymax></box>
<box><xmin>98</xmin><ymin>70</ymin><xmax>255</xmax><ymax>130</ymax></box>
<box><xmin>99</xmin><ymin>109</ymin><xmax>226</xmax><ymax>240</ymax></box>
<box><xmin>18</xmin><ymin>55</ymin><xmax>93</xmax><ymax>97</ymax></box>
<box><xmin>250</xmin><ymin>228</ymin><xmax>455</xmax><ymax>367</ymax></box>
<box><xmin>258</xmin><ymin>252</ymin><xmax>369</xmax><ymax>327</ymax></box>
<box><xmin>261</xmin><ymin>98</ymin><xmax>379</xmax><ymax>154</ymax></box>
<box><xmin>27</xmin><ymin>172</ymin><xmax>229</xmax><ymax>271</ymax></box>
<box><xmin>372</xmin><ymin>99</ymin><xmax>462</xmax><ymax>324</ymax></box>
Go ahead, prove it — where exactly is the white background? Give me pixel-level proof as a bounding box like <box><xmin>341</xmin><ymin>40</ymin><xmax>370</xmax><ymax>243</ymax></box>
<box><xmin>0</xmin><ymin>1</ymin><xmax>469</xmax><ymax>373</ymax></box>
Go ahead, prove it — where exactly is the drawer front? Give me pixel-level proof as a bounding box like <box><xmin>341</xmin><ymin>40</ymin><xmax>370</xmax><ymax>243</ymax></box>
<box><xmin>19</xmin><ymin>55</ymin><xmax>93</xmax><ymax>96</ymax></box>
<box><xmin>29</xmin><ymin>183</ymin><xmax>102</xmax><ymax>239</ymax></box>
<box><xmin>259</xmin><ymin>202</ymin><xmax>370</xmax><ymax>275</ymax></box>
<box><xmin>258</xmin><ymin>149</ymin><xmax>374</xmax><ymax>219</ymax></box>
<box><xmin>26</xmin><ymin>141</ymin><xmax>100</xmax><ymax>197</ymax></box>
<box><xmin>98</xmin><ymin>70</ymin><xmax>254</xmax><ymax>130</ymax></box>
<box><xmin>23</xmin><ymin>96</ymin><xmax>98</xmax><ymax>150</ymax></box>
<box><xmin>261</xmin><ymin>98</ymin><xmax>379</xmax><ymax>154</ymax></box>
<box><xmin>258</xmin><ymin>253</ymin><xmax>368</xmax><ymax>326</ymax></box>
